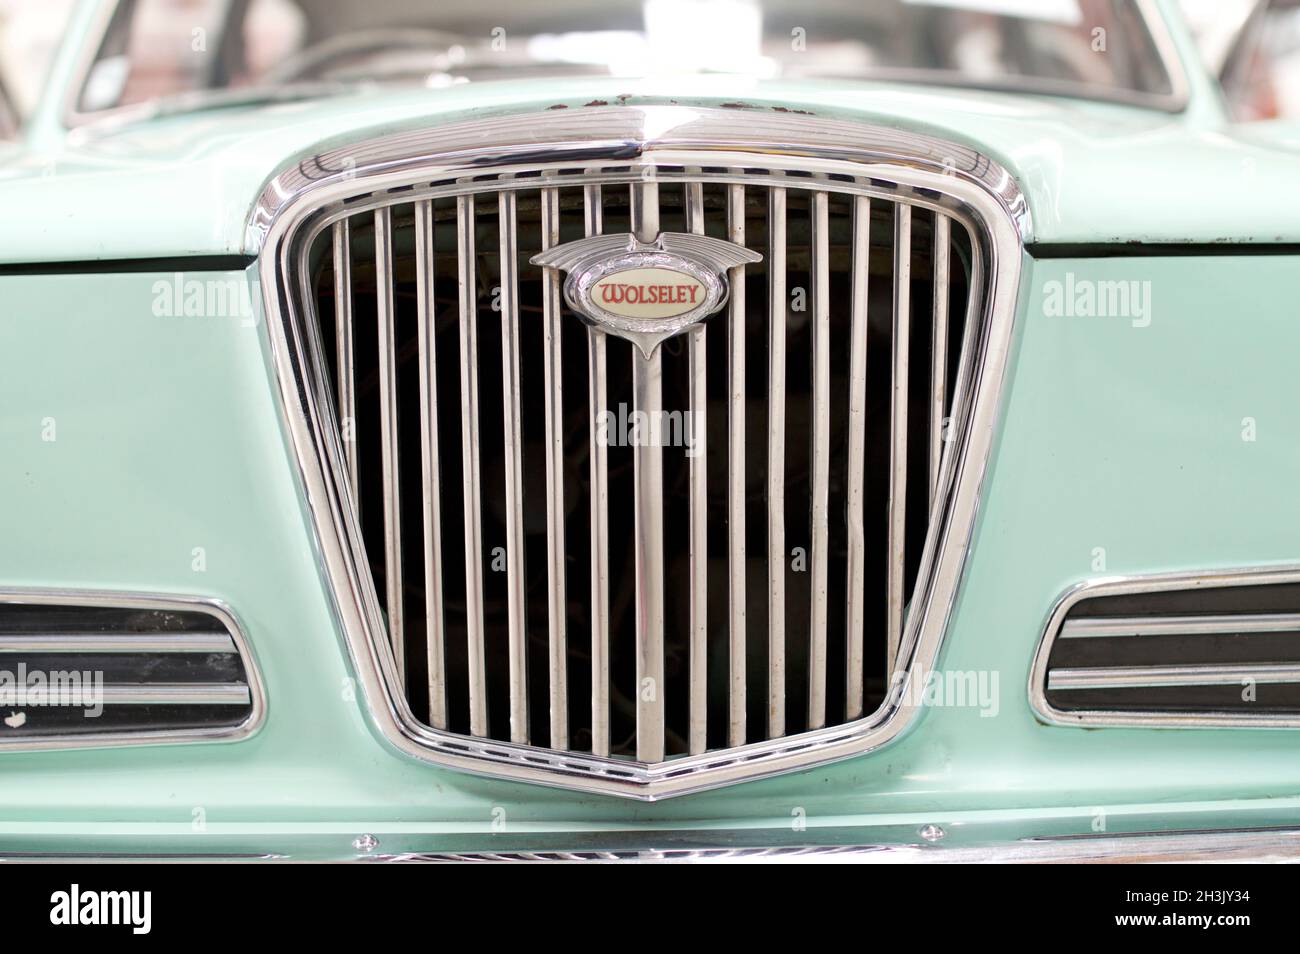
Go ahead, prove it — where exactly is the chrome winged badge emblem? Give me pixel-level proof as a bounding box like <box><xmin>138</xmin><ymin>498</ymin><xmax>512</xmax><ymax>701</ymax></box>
<box><xmin>531</xmin><ymin>232</ymin><xmax>762</xmax><ymax>358</ymax></box>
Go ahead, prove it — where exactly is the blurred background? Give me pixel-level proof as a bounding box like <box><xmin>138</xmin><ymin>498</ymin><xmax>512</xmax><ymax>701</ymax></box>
<box><xmin>0</xmin><ymin>0</ymin><xmax>73</xmax><ymax>120</ymax></box>
<box><xmin>2</xmin><ymin>0</ymin><xmax>1300</xmax><ymax>128</ymax></box>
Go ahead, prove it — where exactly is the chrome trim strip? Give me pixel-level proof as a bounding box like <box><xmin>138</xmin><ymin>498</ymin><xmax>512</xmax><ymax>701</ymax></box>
<box><xmin>540</xmin><ymin>186</ymin><xmax>569</xmax><ymax>750</ymax></box>
<box><xmin>498</xmin><ymin>191</ymin><xmax>529</xmax><ymax>746</ymax></box>
<box><xmin>254</xmin><ymin>106</ymin><xmax>1024</xmax><ymax>800</ymax></box>
<box><xmin>685</xmin><ymin>180</ymin><xmax>709</xmax><ymax>755</ymax></box>
<box><xmin>584</xmin><ymin>182</ymin><xmax>611</xmax><ymax>758</ymax></box>
<box><xmin>332</xmin><ymin>220</ymin><xmax>359</xmax><ymax>495</ymax></box>
<box><xmin>1031</xmin><ymin>566</ymin><xmax>1300</xmax><ymax>729</ymax></box>
<box><xmin>96</xmin><ymin>683</ymin><xmax>252</xmax><ymax>705</ymax></box>
<box><xmin>726</xmin><ymin>182</ymin><xmax>747</xmax><ymax>748</ymax></box>
<box><xmin>1049</xmin><ymin>663</ymin><xmax>1300</xmax><ymax>691</ymax></box>
<box><xmin>9</xmin><ymin>827</ymin><xmax>1300</xmax><ymax>864</ymax></box>
<box><xmin>1061</xmin><ymin>613</ymin><xmax>1300</xmax><ymax>638</ymax></box>
<box><xmin>374</xmin><ymin>206</ymin><xmax>405</xmax><ymax>683</ymax></box>
<box><xmin>414</xmin><ymin>199</ymin><xmax>447</xmax><ymax>729</ymax></box>
<box><xmin>0</xmin><ymin>589</ymin><xmax>265</xmax><ymax>751</ymax></box>
<box><xmin>766</xmin><ymin>186</ymin><xmax>786</xmax><ymax>740</ymax></box>
<box><xmin>886</xmin><ymin>204</ymin><xmax>911</xmax><ymax>677</ymax></box>
<box><xmin>456</xmin><ymin>195</ymin><xmax>489</xmax><ymax>738</ymax></box>
<box><xmin>373</xmin><ymin>827</ymin><xmax>1300</xmax><ymax>864</ymax></box>
<box><xmin>844</xmin><ymin>194</ymin><xmax>870</xmax><ymax>722</ymax></box>
<box><xmin>807</xmin><ymin>190</ymin><xmax>830</xmax><ymax>731</ymax></box>
<box><xmin>929</xmin><ymin>213</ymin><xmax>950</xmax><ymax>503</ymax></box>
<box><xmin>0</xmin><ymin>852</ymin><xmax>287</xmax><ymax>862</ymax></box>
<box><xmin>0</xmin><ymin>633</ymin><xmax>236</xmax><ymax>653</ymax></box>
<box><xmin>630</xmin><ymin>179</ymin><xmax>666</xmax><ymax>763</ymax></box>
<box><xmin>248</xmin><ymin>115</ymin><xmax>1034</xmax><ymax>248</ymax></box>
<box><xmin>631</xmin><ymin>349</ymin><xmax>665</xmax><ymax>762</ymax></box>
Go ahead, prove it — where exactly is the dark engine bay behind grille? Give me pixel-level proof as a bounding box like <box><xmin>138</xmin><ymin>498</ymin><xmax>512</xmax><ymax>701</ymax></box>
<box><xmin>309</xmin><ymin>176</ymin><xmax>973</xmax><ymax>757</ymax></box>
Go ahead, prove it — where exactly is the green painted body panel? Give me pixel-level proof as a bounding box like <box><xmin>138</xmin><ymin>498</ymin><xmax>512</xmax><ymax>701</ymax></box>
<box><xmin>0</xmin><ymin>0</ymin><xmax>1297</xmax><ymax>265</ymax></box>
<box><xmin>3</xmin><ymin>78</ymin><xmax>1300</xmax><ymax>263</ymax></box>
<box><xmin>2</xmin><ymin>253</ymin><xmax>1300</xmax><ymax>858</ymax></box>
<box><xmin>4</xmin><ymin>0</ymin><xmax>1300</xmax><ymax>859</ymax></box>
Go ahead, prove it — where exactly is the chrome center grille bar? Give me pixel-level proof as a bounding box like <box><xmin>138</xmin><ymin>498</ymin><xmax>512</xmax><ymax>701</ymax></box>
<box><xmin>498</xmin><ymin>191</ymin><xmax>529</xmax><ymax>745</ymax></box>
<box><xmin>844</xmin><ymin>194</ymin><xmax>871</xmax><ymax>722</ymax></box>
<box><xmin>584</xmin><ymin>181</ymin><xmax>612</xmax><ymax>758</ymax></box>
<box><xmin>765</xmin><ymin>186</ymin><xmax>786</xmax><ymax>741</ymax></box>
<box><xmin>726</xmin><ymin>183</ymin><xmax>748</xmax><ymax>749</ymax></box>
<box><xmin>540</xmin><ymin>186</ymin><xmax>570</xmax><ymax>751</ymax></box>
<box><xmin>630</xmin><ymin>179</ymin><xmax>666</xmax><ymax>763</ymax></box>
<box><xmin>374</xmin><ymin>206</ymin><xmax>405</xmax><ymax>682</ymax></box>
<box><xmin>807</xmin><ymin>189</ymin><xmax>831</xmax><ymax>732</ymax></box>
<box><xmin>886</xmin><ymin>204</ymin><xmax>912</xmax><ymax>678</ymax></box>
<box><xmin>457</xmin><ymin>194</ymin><xmax>489</xmax><ymax>738</ymax></box>
<box><xmin>414</xmin><ymin>199</ymin><xmax>448</xmax><ymax>729</ymax></box>
<box><xmin>685</xmin><ymin>179</ymin><xmax>710</xmax><ymax>756</ymax></box>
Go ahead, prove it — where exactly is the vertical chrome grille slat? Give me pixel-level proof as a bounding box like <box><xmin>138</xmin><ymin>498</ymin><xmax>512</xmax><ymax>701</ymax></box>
<box><xmin>457</xmin><ymin>194</ymin><xmax>489</xmax><ymax>737</ymax></box>
<box><xmin>807</xmin><ymin>190</ymin><xmax>830</xmax><ymax>731</ymax></box>
<box><xmin>726</xmin><ymin>183</ymin><xmax>747</xmax><ymax>748</ymax></box>
<box><xmin>331</xmin><ymin>219</ymin><xmax>359</xmax><ymax>497</ymax></box>
<box><xmin>540</xmin><ymin>186</ymin><xmax>569</xmax><ymax>750</ymax></box>
<box><xmin>930</xmin><ymin>214</ymin><xmax>951</xmax><ymax>503</ymax></box>
<box><xmin>887</xmin><ymin>204</ymin><xmax>912</xmax><ymax>676</ymax></box>
<box><xmin>844</xmin><ymin>194</ymin><xmax>870</xmax><ymax>721</ymax></box>
<box><xmin>498</xmin><ymin>191</ymin><xmax>529</xmax><ymax>745</ymax></box>
<box><xmin>584</xmin><ymin>182</ymin><xmax>611</xmax><ymax>758</ymax></box>
<box><xmin>684</xmin><ymin>180</ymin><xmax>709</xmax><ymax>755</ymax></box>
<box><xmin>766</xmin><ymin>186</ymin><xmax>787</xmax><ymax>740</ymax></box>
<box><xmin>414</xmin><ymin>199</ymin><xmax>447</xmax><ymax>729</ymax></box>
<box><xmin>630</xmin><ymin>180</ymin><xmax>665</xmax><ymax>763</ymax></box>
<box><xmin>374</xmin><ymin>206</ymin><xmax>405</xmax><ymax>683</ymax></box>
<box><xmin>315</xmin><ymin>165</ymin><xmax>981</xmax><ymax>769</ymax></box>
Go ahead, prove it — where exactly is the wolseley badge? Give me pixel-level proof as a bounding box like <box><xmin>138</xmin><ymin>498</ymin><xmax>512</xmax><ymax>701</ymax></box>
<box><xmin>531</xmin><ymin>232</ymin><xmax>762</xmax><ymax>358</ymax></box>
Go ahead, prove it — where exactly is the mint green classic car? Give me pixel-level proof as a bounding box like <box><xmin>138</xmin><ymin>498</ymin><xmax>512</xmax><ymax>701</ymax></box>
<box><xmin>2</xmin><ymin>0</ymin><xmax>1300</xmax><ymax>864</ymax></box>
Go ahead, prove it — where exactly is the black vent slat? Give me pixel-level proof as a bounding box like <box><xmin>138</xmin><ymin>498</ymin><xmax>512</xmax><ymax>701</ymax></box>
<box><xmin>1041</xmin><ymin>583</ymin><xmax>1300</xmax><ymax>720</ymax></box>
<box><xmin>0</xmin><ymin>598</ymin><xmax>259</xmax><ymax>741</ymax></box>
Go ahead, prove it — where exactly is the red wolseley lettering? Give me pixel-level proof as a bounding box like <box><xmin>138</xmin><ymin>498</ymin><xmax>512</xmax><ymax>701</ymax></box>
<box><xmin>599</xmin><ymin>283</ymin><xmax>701</xmax><ymax>305</ymax></box>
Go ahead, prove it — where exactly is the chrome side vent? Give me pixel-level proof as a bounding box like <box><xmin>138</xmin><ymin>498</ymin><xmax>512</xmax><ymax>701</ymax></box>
<box><xmin>1033</xmin><ymin>570</ymin><xmax>1300</xmax><ymax>727</ymax></box>
<box><xmin>0</xmin><ymin>592</ymin><xmax>263</xmax><ymax>745</ymax></box>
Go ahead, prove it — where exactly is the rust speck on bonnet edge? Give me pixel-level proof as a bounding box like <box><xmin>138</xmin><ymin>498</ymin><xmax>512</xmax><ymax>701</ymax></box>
<box><xmin>584</xmin><ymin>99</ymin><xmax>610</xmax><ymax>107</ymax></box>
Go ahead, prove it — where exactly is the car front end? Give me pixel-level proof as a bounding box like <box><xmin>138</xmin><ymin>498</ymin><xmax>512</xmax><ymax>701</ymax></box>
<box><xmin>2</xmin><ymin>0</ymin><xmax>1299</xmax><ymax>863</ymax></box>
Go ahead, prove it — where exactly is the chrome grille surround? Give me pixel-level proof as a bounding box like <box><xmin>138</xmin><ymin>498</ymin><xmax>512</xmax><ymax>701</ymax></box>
<box><xmin>252</xmin><ymin>107</ymin><xmax>1027</xmax><ymax>800</ymax></box>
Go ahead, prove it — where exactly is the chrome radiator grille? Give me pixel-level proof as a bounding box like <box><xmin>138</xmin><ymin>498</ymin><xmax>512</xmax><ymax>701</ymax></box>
<box><xmin>302</xmin><ymin>165</ymin><xmax>977</xmax><ymax>763</ymax></box>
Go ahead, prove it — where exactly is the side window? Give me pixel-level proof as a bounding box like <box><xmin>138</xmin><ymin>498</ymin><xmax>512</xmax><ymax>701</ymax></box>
<box><xmin>0</xmin><ymin>0</ymin><xmax>78</xmax><ymax>135</ymax></box>
<box><xmin>77</xmin><ymin>0</ymin><xmax>306</xmax><ymax>115</ymax></box>
<box><xmin>0</xmin><ymin>73</ymin><xmax>16</xmax><ymax>140</ymax></box>
<box><xmin>1180</xmin><ymin>0</ymin><xmax>1300</xmax><ymax>121</ymax></box>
